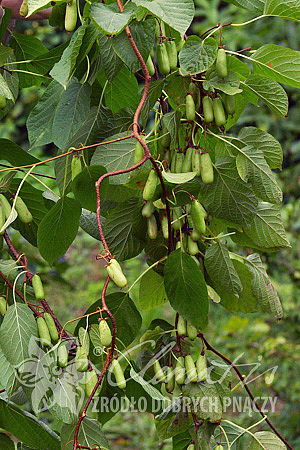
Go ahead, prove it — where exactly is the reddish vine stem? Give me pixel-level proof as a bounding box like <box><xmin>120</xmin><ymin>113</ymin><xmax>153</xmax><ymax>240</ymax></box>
<box><xmin>73</xmin><ymin>277</ymin><xmax>116</xmax><ymax>450</ymax></box>
<box><xmin>200</xmin><ymin>333</ymin><xmax>294</xmax><ymax>450</ymax></box>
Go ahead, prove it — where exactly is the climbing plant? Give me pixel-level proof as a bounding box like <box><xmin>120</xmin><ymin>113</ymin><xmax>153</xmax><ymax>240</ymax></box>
<box><xmin>0</xmin><ymin>0</ymin><xmax>299</xmax><ymax>448</ymax></box>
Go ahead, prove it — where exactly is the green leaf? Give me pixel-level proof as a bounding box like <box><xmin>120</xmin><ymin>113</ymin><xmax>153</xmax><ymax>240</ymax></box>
<box><xmin>140</xmin><ymin>78</ymin><xmax>165</xmax><ymax>127</ymax></box>
<box><xmin>164</xmin><ymin>249</ymin><xmax>209</xmax><ymax>329</ymax></box>
<box><xmin>0</xmin><ymin>347</ymin><xmax>19</xmax><ymax>397</ymax></box>
<box><xmin>0</xmin><ymin>304</ymin><xmax>38</xmax><ymax>367</ymax></box>
<box><xmin>224</xmin><ymin>0</ymin><xmax>264</xmax><ymax>12</ymax></box>
<box><xmin>238</xmin><ymin>126</ymin><xmax>283</xmax><ymax>170</ymax></box>
<box><xmin>182</xmin><ymin>382</ymin><xmax>223</xmax><ymax>422</ymax></box>
<box><xmin>27</xmin><ymin>81</ymin><xmax>64</xmax><ymax>148</ymax></box>
<box><xmin>79</xmin><ymin>209</ymin><xmax>101</xmax><ymax>240</ymax></box>
<box><xmin>103</xmin><ymin>66</ymin><xmax>139</xmax><ymax>114</ymax></box>
<box><xmin>103</xmin><ymin>198</ymin><xmax>146</xmax><ymax>261</ymax></box>
<box><xmin>91</xmin><ymin>132</ymin><xmax>136</xmax><ymax>184</ymax></box>
<box><xmin>27</xmin><ymin>0</ymin><xmax>52</xmax><ymax>17</ymax></box>
<box><xmin>203</xmin><ymin>71</ymin><xmax>242</xmax><ymax>95</ymax></box>
<box><xmin>37</xmin><ymin>196</ymin><xmax>81</xmax><ymax>265</ymax></box>
<box><xmin>139</xmin><ymin>269</ymin><xmax>168</xmax><ymax>310</ymax></box>
<box><xmin>244</xmin><ymin>202</ymin><xmax>290</xmax><ymax>249</ymax></box>
<box><xmin>235</xmin><ymin>145</ymin><xmax>282</xmax><ymax>204</ymax></box>
<box><xmin>90</xmin><ymin>2</ymin><xmax>136</xmax><ymax>35</ymax></box>
<box><xmin>252</xmin><ymin>44</ymin><xmax>300</xmax><ymax>89</ymax></box>
<box><xmin>227</xmin><ymin>55</ymin><xmax>251</xmax><ymax>80</ymax></box>
<box><xmin>132</xmin><ymin>0</ymin><xmax>194</xmax><ymax>35</ymax></box>
<box><xmin>165</xmin><ymin>73</ymin><xmax>189</xmax><ymax>110</ymax></box>
<box><xmin>97</xmin><ymin>34</ymin><xmax>123</xmax><ymax>81</ymax></box>
<box><xmin>0</xmin><ymin>399</ymin><xmax>60</xmax><ymax>449</ymax></box>
<box><xmin>0</xmin><ymin>73</ymin><xmax>13</xmax><ymax>100</ymax></box>
<box><xmin>0</xmin><ymin>433</ymin><xmax>14</xmax><ymax>449</ymax></box>
<box><xmin>9</xmin><ymin>34</ymin><xmax>47</xmax><ymax>88</ymax></box>
<box><xmin>0</xmin><ymin>139</ymin><xmax>40</xmax><ymax>166</ymax></box>
<box><xmin>243</xmin><ymin>74</ymin><xmax>288</xmax><ymax>116</ymax></box>
<box><xmin>112</xmin><ymin>16</ymin><xmax>156</xmax><ymax>73</ymax></box>
<box><xmin>204</xmin><ymin>242</ymin><xmax>242</xmax><ymax>297</ymax></box>
<box><xmin>75</xmin><ymin>293</ymin><xmax>142</xmax><ymax>349</ymax></box>
<box><xmin>72</xmin><ymin>165</ymin><xmax>108</xmax><ymax>212</ymax></box>
<box><xmin>179</xmin><ymin>36</ymin><xmax>218</xmax><ymax>75</ymax></box>
<box><xmin>220</xmin><ymin>258</ymin><xmax>258</xmax><ymax>313</ymax></box>
<box><xmin>246</xmin><ymin>253</ymin><xmax>283</xmax><ymax>320</ymax></box>
<box><xmin>50</xmin><ymin>23</ymin><xmax>87</xmax><ymax>88</ymax></box>
<box><xmin>163</xmin><ymin>170</ymin><xmax>197</xmax><ymax>184</ymax></box>
<box><xmin>61</xmin><ymin>417</ymin><xmax>110</xmax><ymax>450</ymax></box>
<box><xmin>200</xmin><ymin>157</ymin><xmax>258</xmax><ymax>226</ymax></box>
<box><xmin>161</xmin><ymin>110</ymin><xmax>181</xmax><ymax>146</ymax></box>
<box><xmin>129</xmin><ymin>368</ymin><xmax>167</xmax><ymax>401</ymax></box>
<box><xmin>264</xmin><ymin>0</ymin><xmax>300</xmax><ymax>22</ymax></box>
<box><xmin>0</xmin><ymin>44</ymin><xmax>13</xmax><ymax>66</ymax></box>
<box><xmin>249</xmin><ymin>431</ymin><xmax>286</xmax><ymax>449</ymax></box>
<box><xmin>52</xmin><ymin>78</ymin><xmax>91</xmax><ymax>150</ymax></box>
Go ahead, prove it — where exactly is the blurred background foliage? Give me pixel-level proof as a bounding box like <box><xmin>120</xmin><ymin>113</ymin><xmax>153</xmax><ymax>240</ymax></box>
<box><xmin>0</xmin><ymin>0</ymin><xmax>299</xmax><ymax>448</ymax></box>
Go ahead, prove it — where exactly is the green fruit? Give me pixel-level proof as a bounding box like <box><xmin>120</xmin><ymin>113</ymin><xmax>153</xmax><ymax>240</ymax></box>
<box><xmin>32</xmin><ymin>274</ymin><xmax>45</xmax><ymax>300</ymax></box>
<box><xmin>15</xmin><ymin>197</ymin><xmax>32</xmax><ymax>223</ymax></box>
<box><xmin>142</xmin><ymin>201</ymin><xmax>155</xmax><ymax>218</ymax></box>
<box><xmin>143</xmin><ymin>170</ymin><xmax>158</xmax><ymax>201</ymax></box>
<box><xmin>106</xmin><ymin>259</ymin><xmax>127</xmax><ymax>288</ymax></box>
<box><xmin>0</xmin><ymin>207</ymin><xmax>5</xmax><ymax>235</ymax></box>
<box><xmin>172</xmin><ymin>207</ymin><xmax>182</xmax><ymax>231</ymax></box>
<box><xmin>202</xmin><ymin>96</ymin><xmax>214</xmax><ymax>123</ymax></box>
<box><xmin>166</xmin><ymin>366</ymin><xmax>174</xmax><ymax>392</ymax></box>
<box><xmin>65</xmin><ymin>0</ymin><xmax>77</xmax><ymax>32</ymax></box>
<box><xmin>0</xmin><ymin>194</ymin><xmax>12</xmax><ymax>219</ymax></box>
<box><xmin>79</xmin><ymin>326</ymin><xmax>90</xmax><ymax>355</ymax></box>
<box><xmin>175</xmin><ymin>152</ymin><xmax>184</xmax><ymax>173</ymax></box>
<box><xmin>175</xmin><ymin>356</ymin><xmax>186</xmax><ymax>385</ymax></box>
<box><xmin>0</xmin><ymin>296</ymin><xmax>7</xmax><ymax>316</ymax></box>
<box><xmin>187</xmin><ymin>445</ymin><xmax>195</xmax><ymax>450</ymax></box>
<box><xmin>85</xmin><ymin>370</ymin><xmax>101</xmax><ymax>397</ymax></box>
<box><xmin>0</xmin><ymin>96</ymin><xmax>6</xmax><ymax>109</ymax></box>
<box><xmin>185</xmin><ymin>94</ymin><xmax>196</xmax><ymax>121</ymax></box>
<box><xmin>177</xmin><ymin>315</ymin><xmax>186</xmax><ymax>336</ymax></box>
<box><xmin>111</xmin><ymin>359</ymin><xmax>126</xmax><ymax>389</ymax></box>
<box><xmin>147</xmin><ymin>214</ymin><xmax>158</xmax><ymax>240</ymax></box>
<box><xmin>156</xmin><ymin>42</ymin><xmax>170</xmax><ymax>75</ymax></box>
<box><xmin>216</xmin><ymin>48</ymin><xmax>228</xmax><ymax>78</ymax></box>
<box><xmin>187</xmin><ymin>236</ymin><xmax>199</xmax><ymax>256</ymax></box>
<box><xmin>161</xmin><ymin>125</ymin><xmax>171</xmax><ymax>148</ymax></box>
<box><xmin>212</xmin><ymin>97</ymin><xmax>226</xmax><ymax>127</ymax></box>
<box><xmin>134</xmin><ymin>138</ymin><xmax>145</xmax><ymax>164</ymax></box>
<box><xmin>182</xmin><ymin>148</ymin><xmax>193</xmax><ymax>173</ymax></box>
<box><xmin>37</xmin><ymin>316</ymin><xmax>51</xmax><ymax>347</ymax></box>
<box><xmin>192</xmin><ymin>149</ymin><xmax>201</xmax><ymax>176</ymax></box>
<box><xmin>166</xmin><ymin>40</ymin><xmax>178</xmax><ymax>71</ymax></box>
<box><xmin>19</xmin><ymin>0</ymin><xmax>28</xmax><ymax>16</ymax></box>
<box><xmin>215</xmin><ymin>446</ymin><xmax>224</xmax><ymax>450</ymax></box>
<box><xmin>154</xmin><ymin>360</ymin><xmax>166</xmax><ymax>383</ymax></box>
<box><xmin>187</xmin><ymin>323</ymin><xmax>198</xmax><ymax>340</ymax></box>
<box><xmin>185</xmin><ymin>355</ymin><xmax>197</xmax><ymax>382</ymax></box>
<box><xmin>170</xmin><ymin>152</ymin><xmax>177</xmax><ymax>172</ymax></box>
<box><xmin>44</xmin><ymin>313</ymin><xmax>59</xmax><ymax>342</ymax></box>
<box><xmin>71</xmin><ymin>156</ymin><xmax>82</xmax><ymax>180</ymax></box>
<box><xmin>201</xmin><ymin>153</ymin><xmax>214</xmax><ymax>184</ymax></box>
<box><xmin>224</xmin><ymin>94</ymin><xmax>236</xmax><ymax>115</ymax></box>
<box><xmin>99</xmin><ymin>319</ymin><xmax>112</xmax><ymax>347</ymax></box>
<box><xmin>196</xmin><ymin>354</ymin><xmax>207</xmax><ymax>381</ymax></box>
<box><xmin>191</xmin><ymin>200</ymin><xmax>206</xmax><ymax>235</ymax></box>
<box><xmin>146</xmin><ymin>55</ymin><xmax>155</xmax><ymax>77</ymax></box>
<box><xmin>161</xmin><ymin>214</ymin><xmax>169</xmax><ymax>240</ymax></box>
<box><xmin>58</xmin><ymin>342</ymin><xmax>68</xmax><ymax>368</ymax></box>
<box><xmin>75</xmin><ymin>346</ymin><xmax>89</xmax><ymax>372</ymax></box>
